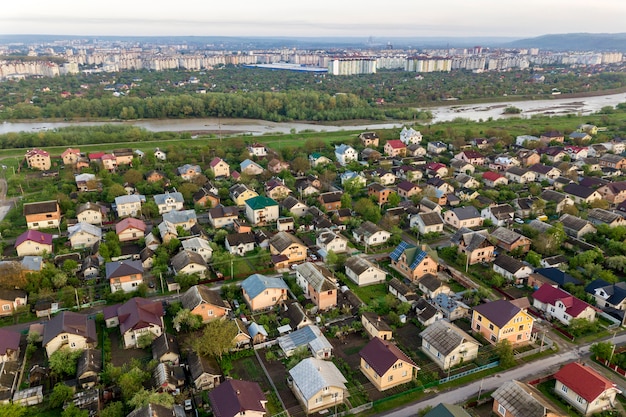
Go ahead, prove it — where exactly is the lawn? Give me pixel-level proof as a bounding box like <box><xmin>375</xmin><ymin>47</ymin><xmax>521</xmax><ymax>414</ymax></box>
<box><xmin>343</xmin><ymin>280</ymin><xmax>388</xmax><ymax>305</ymax></box>
<box><xmin>536</xmin><ymin>380</ymin><xmax>581</xmax><ymax>417</ymax></box>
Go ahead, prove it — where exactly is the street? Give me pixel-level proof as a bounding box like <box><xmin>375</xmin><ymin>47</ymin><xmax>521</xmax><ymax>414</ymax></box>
<box><xmin>378</xmin><ymin>332</ymin><xmax>626</xmax><ymax>417</ymax></box>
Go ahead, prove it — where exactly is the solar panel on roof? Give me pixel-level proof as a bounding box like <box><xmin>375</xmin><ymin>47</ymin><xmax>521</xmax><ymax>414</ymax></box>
<box><xmin>409</xmin><ymin>250</ymin><xmax>427</xmax><ymax>270</ymax></box>
<box><xmin>389</xmin><ymin>241</ymin><xmax>413</xmax><ymax>261</ymax></box>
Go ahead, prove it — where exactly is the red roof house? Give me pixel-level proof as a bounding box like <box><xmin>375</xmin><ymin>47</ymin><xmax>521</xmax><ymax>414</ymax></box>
<box><xmin>554</xmin><ymin>362</ymin><xmax>621</xmax><ymax>415</ymax></box>
<box><xmin>532</xmin><ymin>284</ymin><xmax>598</xmax><ymax>326</ymax></box>
<box><xmin>15</xmin><ymin>230</ymin><xmax>53</xmax><ymax>256</ymax></box>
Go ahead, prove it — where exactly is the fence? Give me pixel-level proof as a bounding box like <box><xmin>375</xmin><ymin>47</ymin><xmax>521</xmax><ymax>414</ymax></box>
<box><xmin>328</xmin><ymin>402</ymin><xmax>373</xmax><ymax>417</ymax></box>
<box><xmin>373</xmin><ymin>381</ymin><xmax>440</xmax><ymax>407</ymax></box>
<box><xmin>253</xmin><ymin>339</ymin><xmax>279</xmax><ymax>350</ymax></box>
<box><xmin>438</xmin><ymin>361</ymin><xmax>499</xmax><ymax>384</ymax></box>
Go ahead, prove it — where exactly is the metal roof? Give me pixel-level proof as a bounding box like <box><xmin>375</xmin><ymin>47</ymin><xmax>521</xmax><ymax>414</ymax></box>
<box><xmin>288</xmin><ymin>357</ymin><xmax>346</xmax><ymax>401</ymax></box>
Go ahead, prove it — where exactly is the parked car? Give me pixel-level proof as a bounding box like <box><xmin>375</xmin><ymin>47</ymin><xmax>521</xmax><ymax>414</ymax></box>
<box><xmin>184</xmin><ymin>399</ymin><xmax>193</xmax><ymax>411</ymax></box>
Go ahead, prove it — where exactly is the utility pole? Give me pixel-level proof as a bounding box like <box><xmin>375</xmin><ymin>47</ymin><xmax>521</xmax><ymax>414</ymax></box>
<box><xmin>477</xmin><ymin>378</ymin><xmax>484</xmax><ymax>401</ymax></box>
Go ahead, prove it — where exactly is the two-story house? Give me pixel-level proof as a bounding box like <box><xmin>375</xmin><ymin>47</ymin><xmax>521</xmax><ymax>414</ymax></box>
<box><xmin>294</xmin><ymin>262</ymin><xmax>337</xmax><ymax>311</ymax></box>
<box><xmin>241</xmin><ymin>274</ymin><xmax>289</xmax><ymax>311</ymax></box>
<box><xmin>42</xmin><ymin>311</ymin><xmax>97</xmax><ymax>356</ymax></box>
<box><xmin>25</xmin><ymin>148</ymin><xmax>51</xmax><ymax>170</ymax></box>
<box><xmin>471</xmin><ymin>299</ymin><xmax>534</xmax><ymax>345</ymax></box>
<box><xmin>532</xmin><ymin>284</ymin><xmax>597</xmax><ymax>326</ymax></box>
<box><xmin>444</xmin><ymin>206</ymin><xmax>483</xmax><ymax>229</ymax></box>
<box><xmin>245</xmin><ymin>196</ymin><xmax>279</xmax><ymax>226</ymax></box>
<box><xmin>269</xmin><ymin>232</ymin><xmax>307</xmax><ymax>269</ymax></box>
<box><xmin>389</xmin><ymin>241</ymin><xmax>438</xmax><ymax>282</ymax></box>
<box><xmin>420</xmin><ymin>320</ymin><xmax>480</xmax><ymax>370</ymax></box>
<box><xmin>359</xmin><ymin>337</ymin><xmax>419</xmax><ymax>391</ymax></box>
<box><xmin>181</xmin><ymin>285</ymin><xmax>230</xmax><ymax>324</ymax></box>
<box><xmin>106</xmin><ymin>260</ymin><xmax>144</xmax><ymax>293</ymax></box>
<box><xmin>24</xmin><ymin>200</ymin><xmax>61</xmax><ymax>230</ymax></box>
<box><xmin>114</xmin><ymin>194</ymin><xmax>145</xmax><ymax>218</ymax></box>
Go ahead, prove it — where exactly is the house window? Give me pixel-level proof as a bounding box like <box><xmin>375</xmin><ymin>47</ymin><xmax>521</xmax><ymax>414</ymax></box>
<box><xmin>561</xmin><ymin>385</ymin><xmax>568</xmax><ymax>393</ymax></box>
<box><xmin>388</xmin><ymin>375</ymin><xmax>393</xmax><ymax>382</ymax></box>
<box><xmin>70</xmin><ymin>342</ymin><xmax>76</xmax><ymax>348</ymax></box>
<box><xmin>576</xmin><ymin>395</ymin><xmax>585</xmax><ymax>404</ymax></box>
<box><xmin>402</xmin><ymin>371</ymin><xmax>407</xmax><ymax>377</ymax></box>
<box><xmin>272</xmin><ymin>297</ymin><xmax>277</xmax><ymax>302</ymax></box>
<box><xmin>208</xmin><ymin>310</ymin><xmax>214</xmax><ymax>316</ymax></box>
<box><xmin>491</xmin><ymin>335</ymin><xmax>497</xmax><ymax>342</ymax></box>
<box><xmin>476</xmin><ymin>324</ymin><xmax>481</xmax><ymax>331</ymax></box>
<box><xmin>518</xmin><ymin>325</ymin><xmax>524</xmax><ymax>331</ymax></box>
<box><xmin>61</xmin><ymin>334</ymin><xmax>68</xmax><ymax>340</ymax></box>
<box><xmin>517</xmin><ymin>334</ymin><xmax>522</xmax><ymax>341</ymax></box>
<box><xmin>497</xmin><ymin>404</ymin><xmax>506</xmax><ymax>415</ymax></box>
<box><xmin>2</xmin><ymin>305</ymin><xmax>10</xmax><ymax>311</ymax></box>
<box><xmin>489</xmin><ymin>324</ymin><xmax>494</xmax><ymax>331</ymax></box>
<box><xmin>477</xmin><ymin>315</ymin><xmax>482</xmax><ymax>322</ymax></box>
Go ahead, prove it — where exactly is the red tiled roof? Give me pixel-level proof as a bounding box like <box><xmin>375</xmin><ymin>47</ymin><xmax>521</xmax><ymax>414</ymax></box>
<box><xmin>115</xmin><ymin>217</ymin><xmax>146</xmax><ymax>234</ymax></box>
<box><xmin>386</xmin><ymin>140</ymin><xmax>406</xmax><ymax>149</ymax></box>
<box><xmin>61</xmin><ymin>148</ymin><xmax>80</xmax><ymax>158</ymax></box>
<box><xmin>426</xmin><ymin>162</ymin><xmax>446</xmax><ymax>171</ymax></box>
<box><xmin>462</xmin><ymin>150</ymin><xmax>484</xmax><ymax>159</ymax></box>
<box><xmin>15</xmin><ymin>229</ymin><xmax>53</xmax><ymax>247</ymax></box>
<box><xmin>359</xmin><ymin>337</ymin><xmax>417</xmax><ymax>376</ymax></box>
<box><xmin>532</xmin><ymin>284</ymin><xmax>596</xmax><ymax>318</ymax></box>
<box><xmin>25</xmin><ymin>148</ymin><xmax>49</xmax><ymax>158</ymax></box>
<box><xmin>88</xmin><ymin>152</ymin><xmax>105</xmax><ymax>160</ymax></box>
<box><xmin>554</xmin><ymin>362</ymin><xmax>616</xmax><ymax>402</ymax></box>
<box><xmin>210</xmin><ymin>157</ymin><xmax>224</xmax><ymax>167</ymax></box>
<box><xmin>482</xmin><ymin>171</ymin><xmax>504</xmax><ymax>181</ymax></box>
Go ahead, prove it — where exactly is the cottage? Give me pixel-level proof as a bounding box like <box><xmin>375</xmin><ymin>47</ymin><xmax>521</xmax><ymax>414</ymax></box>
<box><xmin>294</xmin><ymin>262</ymin><xmax>337</xmax><ymax>311</ymax></box>
<box><xmin>353</xmin><ymin>221</ymin><xmax>391</xmax><ymax>247</ymax></box>
<box><xmin>587</xmin><ymin>208</ymin><xmax>626</xmax><ymax>228</ymax></box>
<box><xmin>318</xmin><ymin>191</ymin><xmax>343</xmax><ymax>211</ymax></box>
<box><xmin>334</xmin><ymin>144</ymin><xmax>358</xmax><ymax>166</ymax></box>
<box><xmin>154</xmin><ymin>191</ymin><xmax>184</xmax><ymax>214</ymax></box>
<box><xmin>532</xmin><ymin>284</ymin><xmax>597</xmax><ymax>326</ymax></box>
<box><xmin>209</xmin><ymin>158</ymin><xmax>231</xmax><ymax>178</ymax></box>
<box><xmin>103</xmin><ymin>297</ymin><xmax>164</xmax><ymax>349</ymax></box>
<box><xmin>471</xmin><ymin>299</ymin><xmax>534</xmax><ymax>345</ymax></box>
<box><xmin>505</xmin><ymin>167</ymin><xmax>535</xmax><ymax>184</ymax></box>
<box><xmin>411</xmin><ymin>211</ymin><xmax>445</xmax><ymax>235</ymax></box>
<box><xmin>289</xmin><ymin>358</ymin><xmax>347</xmax><ymax>414</ymax></box>
<box><xmin>230</xmin><ymin>184</ymin><xmax>259</xmax><ymax>206</ymax></box>
<box><xmin>420</xmin><ymin>320</ymin><xmax>480</xmax><ymax>370</ymax></box>
<box><xmin>269</xmin><ymin>232</ymin><xmax>307</xmax><ymax>268</ymax></box>
<box><xmin>114</xmin><ymin>194</ymin><xmax>145</xmax><ymax>218</ymax></box>
<box><xmin>115</xmin><ymin>217</ymin><xmax>146</xmax><ymax>242</ymax></box>
<box><xmin>42</xmin><ymin>311</ymin><xmax>97</xmax><ymax>356</ymax></box>
<box><xmin>25</xmin><ymin>148</ymin><xmax>51</xmax><ymax>170</ymax></box>
<box><xmin>152</xmin><ymin>333</ymin><xmax>180</xmax><ymax>365</ymax></box>
<box><xmin>384</xmin><ymin>140</ymin><xmax>407</xmax><ymax>157</ymax></box>
<box><xmin>171</xmin><ymin>250</ymin><xmax>208</xmax><ymax>278</ymax></box>
<box><xmin>278</xmin><ymin>325</ymin><xmax>333</xmax><ymax>359</ymax></box>
<box><xmin>0</xmin><ymin>329</ymin><xmax>20</xmax><ymax>363</ymax></box>
<box><xmin>316</xmin><ymin>228</ymin><xmax>348</xmax><ymax>254</ymax></box>
<box><xmin>208</xmin><ymin>205</ymin><xmax>239</xmax><ymax>229</ymax></box>
<box><xmin>76</xmin><ymin>349</ymin><xmax>102</xmax><ymax>389</ymax></box>
<box><xmin>23</xmin><ymin>200</ymin><xmax>61</xmax><ymax>230</ymax></box>
<box><xmin>489</xmin><ymin>227</ymin><xmax>531</xmax><ymax>253</ymax></box>
<box><xmin>76</xmin><ymin>202</ymin><xmax>105</xmax><ymax>225</ymax></box>
<box><xmin>559</xmin><ymin>214</ymin><xmax>597</xmax><ymax>239</ymax></box>
<box><xmin>493</xmin><ymin>254</ymin><xmax>532</xmax><ymax>282</ymax></box>
<box><xmin>241</xmin><ymin>274</ymin><xmax>289</xmax><ymax>311</ymax></box>
<box><xmin>418</xmin><ymin>274</ymin><xmax>450</xmax><ymax>299</ymax></box>
<box><xmin>359</xmin><ymin>337</ymin><xmax>418</xmax><ymax>391</ymax></box>
<box><xmin>433</xmin><ymin>293</ymin><xmax>469</xmax><ymax>321</ymax></box>
<box><xmin>481</xmin><ymin>204</ymin><xmax>515</xmax><ymax>227</ymax></box>
<box><xmin>105</xmin><ymin>260</ymin><xmax>143</xmax><ymax>293</ymax></box>
<box><xmin>585</xmin><ymin>279</ymin><xmax>626</xmax><ymax>311</ymax></box>
<box><xmin>554</xmin><ymin>362</ymin><xmax>621</xmax><ymax>416</ymax></box>
<box><xmin>360</xmin><ymin>131</ymin><xmax>380</xmax><ymax>147</ymax></box>
<box><xmin>209</xmin><ymin>380</ymin><xmax>267</xmax><ymax>417</ymax></box>
<box><xmin>68</xmin><ymin>223</ymin><xmax>102</xmax><ymax>249</ymax></box>
<box><xmin>450</xmin><ymin>228</ymin><xmax>495</xmax><ymax>265</ymax></box>
<box><xmin>562</xmin><ymin>184</ymin><xmax>602</xmax><ymax>204</ymax></box>
<box><xmin>345</xmin><ymin>257</ymin><xmax>386</xmax><ymax>286</ymax></box>
<box><xmin>389</xmin><ymin>241</ymin><xmax>438</xmax><ymax>282</ymax></box>
<box><xmin>225</xmin><ymin>232</ymin><xmax>256</xmax><ymax>256</ymax></box>
<box><xmin>414</xmin><ymin>298</ymin><xmax>443</xmax><ymax>326</ymax></box>
<box><xmin>444</xmin><ymin>206</ymin><xmax>482</xmax><ymax>229</ymax></box>
<box><xmin>15</xmin><ymin>230</ymin><xmax>53</xmax><ymax>257</ymax></box>
<box><xmin>362</xmin><ymin>311</ymin><xmax>393</xmax><ymax>341</ymax></box>
<box><xmin>492</xmin><ymin>380</ymin><xmax>566</xmax><ymax>417</ymax></box>
<box><xmin>188</xmin><ymin>350</ymin><xmax>221</xmax><ymax>391</ymax></box>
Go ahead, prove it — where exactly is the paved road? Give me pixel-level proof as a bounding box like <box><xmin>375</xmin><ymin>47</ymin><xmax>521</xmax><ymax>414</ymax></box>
<box><xmin>379</xmin><ymin>332</ymin><xmax>626</xmax><ymax>417</ymax></box>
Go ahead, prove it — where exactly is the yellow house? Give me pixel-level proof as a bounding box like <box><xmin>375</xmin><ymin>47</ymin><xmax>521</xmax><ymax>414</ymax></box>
<box><xmin>210</xmin><ymin>157</ymin><xmax>231</xmax><ymax>178</ymax></box>
<box><xmin>269</xmin><ymin>232</ymin><xmax>307</xmax><ymax>269</ymax></box>
<box><xmin>359</xmin><ymin>337</ymin><xmax>419</xmax><ymax>391</ymax></box>
<box><xmin>471</xmin><ymin>299</ymin><xmax>534</xmax><ymax>345</ymax></box>
<box><xmin>42</xmin><ymin>311</ymin><xmax>97</xmax><ymax>356</ymax></box>
<box><xmin>361</xmin><ymin>311</ymin><xmax>393</xmax><ymax>341</ymax></box>
<box><xmin>25</xmin><ymin>148</ymin><xmax>51</xmax><ymax>171</ymax></box>
<box><xmin>241</xmin><ymin>274</ymin><xmax>289</xmax><ymax>311</ymax></box>
<box><xmin>230</xmin><ymin>184</ymin><xmax>259</xmax><ymax>206</ymax></box>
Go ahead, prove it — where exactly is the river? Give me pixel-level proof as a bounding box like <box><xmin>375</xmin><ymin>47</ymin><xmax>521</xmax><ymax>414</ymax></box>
<box><xmin>2</xmin><ymin>92</ymin><xmax>626</xmax><ymax>135</ymax></box>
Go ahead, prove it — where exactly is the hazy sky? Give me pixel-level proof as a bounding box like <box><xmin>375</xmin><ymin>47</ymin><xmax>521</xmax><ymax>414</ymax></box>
<box><xmin>2</xmin><ymin>0</ymin><xmax>625</xmax><ymax>38</ymax></box>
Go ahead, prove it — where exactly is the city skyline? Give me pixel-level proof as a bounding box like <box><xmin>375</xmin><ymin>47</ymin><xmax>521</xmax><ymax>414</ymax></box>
<box><xmin>3</xmin><ymin>0</ymin><xmax>626</xmax><ymax>38</ymax></box>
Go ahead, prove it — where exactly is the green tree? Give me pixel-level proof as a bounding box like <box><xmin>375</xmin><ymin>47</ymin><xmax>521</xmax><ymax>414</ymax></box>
<box><xmin>136</xmin><ymin>333</ymin><xmax>157</xmax><ymax>349</ymax></box>
<box><xmin>192</xmin><ymin>318</ymin><xmax>238</xmax><ymax>359</ymax></box>
<box><xmin>590</xmin><ymin>341</ymin><xmax>614</xmax><ymax>362</ymax></box>
<box><xmin>495</xmin><ymin>340</ymin><xmax>516</xmax><ymax>369</ymax></box>
<box><xmin>105</xmin><ymin>183</ymin><xmax>127</xmax><ymax>202</ymax></box>
<box><xmin>49</xmin><ymin>383</ymin><xmax>74</xmax><ymax>408</ymax></box>
<box><xmin>62</xmin><ymin>404</ymin><xmax>89</xmax><ymax>417</ymax></box>
<box><xmin>128</xmin><ymin>389</ymin><xmax>175</xmax><ymax>410</ymax></box>
<box><xmin>354</xmin><ymin>197</ymin><xmax>381</xmax><ymax>223</ymax></box>
<box><xmin>175</xmin><ymin>273</ymin><xmax>199</xmax><ymax>291</ymax></box>
<box><xmin>49</xmin><ymin>349</ymin><xmax>83</xmax><ymax>377</ymax></box>
<box><xmin>99</xmin><ymin>402</ymin><xmax>125</xmax><ymax>417</ymax></box>
<box><xmin>524</xmin><ymin>250</ymin><xmax>542</xmax><ymax>268</ymax></box>
<box><xmin>173</xmin><ymin>308</ymin><xmax>203</xmax><ymax>332</ymax></box>
<box><xmin>0</xmin><ymin>403</ymin><xmax>27</xmax><ymax>417</ymax></box>
<box><xmin>123</xmin><ymin>169</ymin><xmax>143</xmax><ymax>185</ymax></box>
<box><xmin>569</xmin><ymin>318</ymin><xmax>598</xmax><ymax>337</ymax></box>
<box><xmin>387</xmin><ymin>192</ymin><xmax>401</xmax><ymax>208</ymax></box>
<box><xmin>119</xmin><ymin>366</ymin><xmax>150</xmax><ymax>401</ymax></box>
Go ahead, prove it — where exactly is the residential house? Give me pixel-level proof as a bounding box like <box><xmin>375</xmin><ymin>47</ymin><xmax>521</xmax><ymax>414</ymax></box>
<box><xmin>540</xmin><ymin>190</ymin><xmax>574</xmax><ymax>213</ymax></box>
<box><xmin>240</xmin><ymin>159</ymin><xmax>264</xmax><ymax>176</ymax></box>
<box><xmin>554</xmin><ymin>362</ymin><xmax>621</xmax><ymax>416</ymax></box>
<box><xmin>245</xmin><ymin>196</ymin><xmax>279</xmax><ymax>226</ymax></box>
<box><xmin>505</xmin><ymin>167</ymin><xmax>536</xmax><ymax>184</ymax></box>
<box><xmin>426</xmin><ymin>162</ymin><xmax>449</xmax><ymax>178</ymax></box>
<box><xmin>361</xmin><ymin>311</ymin><xmax>393</xmax><ymax>340</ymax></box>
<box><xmin>397</xmin><ymin>181</ymin><xmax>421</xmax><ymax>200</ymax></box>
<box><xmin>209</xmin><ymin>379</ymin><xmax>267</xmax><ymax>417</ymax></box>
<box><xmin>75</xmin><ymin>173</ymin><xmax>98</xmax><ymax>192</ymax></box>
<box><xmin>25</xmin><ymin>148</ymin><xmax>51</xmax><ymax>170</ymax></box>
<box><xmin>540</xmin><ymin>131</ymin><xmax>565</xmax><ymax>144</ymax></box>
<box><xmin>153</xmin><ymin>148</ymin><xmax>167</xmax><ymax>161</ymax></box>
<box><xmin>587</xmin><ymin>208</ymin><xmax>626</xmax><ymax>228</ymax></box>
<box><xmin>455</xmin><ymin>174</ymin><xmax>480</xmax><ymax>189</ymax></box>
<box><xmin>516</xmin><ymin>149</ymin><xmax>541</xmax><ymax>167</ymax></box>
<box><xmin>288</xmin><ymin>358</ymin><xmax>347</xmax><ymax>414</ymax></box>
<box><xmin>411</xmin><ymin>211</ymin><xmax>445</xmax><ymax>235</ymax></box>
<box><xmin>171</xmin><ymin>250</ymin><xmax>208</xmax><ymax>278</ymax></box>
<box><xmin>103</xmin><ymin>297</ymin><xmax>164</xmax><ymax>349</ymax></box>
<box><xmin>278</xmin><ymin>325</ymin><xmax>333</xmax><ymax>359</ymax></box>
<box><xmin>345</xmin><ymin>256</ymin><xmax>386</xmax><ymax>286</ymax></box>
<box><xmin>384</xmin><ymin>140</ymin><xmax>407</xmax><ymax>157</ymax></box>
<box><xmin>152</xmin><ymin>333</ymin><xmax>180</xmax><ymax>365</ymax></box>
<box><xmin>451</xmin><ymin>159</ymin><xmax>476</xmax><ymax>175</ymax></box>
<box><xmin>188</xmin><ymin>351</ymin><xmax>221</xmax><ymax>391</ymax></box>
<box><xmin>114</xmin><ymin>194</ymin><xmax>145</xmax><ymax>218</ymax></box>
<box><xmin>208</xmin><ymin>157</ymin><xmax>230</xmax><ymax>178</ymax></box>
<box><xmin>248</xmin><ymin>322</ymin><xmax>269</xmax><ymax>345</ymax></box>
<box><xmin>414</xmin><ymin>299</ymin><xmax>443</xmax><ymax>327</ymax></box>
<box><xmin>194</xmin><ymin>187</ymin><xmax>220</xmax><ymax>209</ymax></box>
<box><xmin>233</xmin><ymin>318</ymin><xmax>252</xmax><ymax>349</ymax></box>
<box><xmin>597</xmin><ymin>181</ymin><xmax>626</xmax><ymax>205</ymax></box>
<box><xmin>529</xmin><ymin>268</ymin><xmax>582</xmax><ymax>290</ymax></box>
<box><xmin>400</xmin><ymin>127</ymin><xmax>422</xmax><ymax>144</ymax></box>
<box><xmin>23</xmin><ymin>200</ymin><xmax>61</xmax><ymax>230</ymax></box>
<box><xmin>451</xmin><ymin>228</ymin><xmax>495</xmax><ymax>265</ymax></box>
<box><xmin>388</xmin><ymin>278</ymin><xmax>418</xmax><ymax>306</ymax></box>
<box><xmin>162</xmin><ymin>209</ymin><xmax>197</xmax><ymax>232</ymax></box>
<box><xmin>489</xmin><ymin>227</ymin><xmax>532</xmax><ymax>253</ymax></box>
<box><xmin>229</xmin><ymin>184</ymin><xmax>258</xmax><ymax>207</ymax></box>
<box><xmin>516</xmin><ymin>135</ymin><xmax>540</xmax><ymax>147</ymax></box>
<box><xmin>76</xmin><ymin>202</ymin><xmax>105</xmax><ymax>225</ymax></box>
<box><xmin>181</xmin><ymin>237</ymin><xmax>213</xmax><ymax>262</ymax></box>
<box><xmin>537</xmin><ymin>147</ymin><xmax>567</xmax><ymax>163</ymax></box>
<box><xmin>277</xmin><ymin>217</ymin><xmax>295</xmax><ymax>232</ymax></box>
<box><xmin>0</xmin><ymin>289</ymin><xmax>28</xmax><ymax>316</ymax></box>
<box><xmin>444</xmin><ymin>206</ymin><xmax>483</xmax><ymax>229</ymax></box>
<box><xmin>181</xmin><ymin>284</ymin><xmax>231</xmax><ymax>324</ymax></box>
<box><xmin>559</xmin><ymin>214</ymin><xmax>597</xmax><ymax>239</ymax></box>
<box><xmin>106</xmin><ymin>260</ymin><xmax>143</xmax><ymax>293</ymax></box>
<box><xmin>418</xmin><ymin>274</ymin><xmax>450</xmax><ymax>299</ymax></box>
<box><xmin>61</xmin><ymin>148</ymin><xmax>81</xmax><ymax>165</ymax></box>
<box><xmin>514</xmin><ymin>196</ymin><xmax>543</xmax><ymax>219</ymax></box>
<box><xmin>529</xmin><ymin>164</ymin><xmax>561</xmax><ymax>183</ymax></box>
<box><xmin>585</xmin><ymin>279</ymin><xmax>626</xmax><ymax>311</ymax></box>
<box><xmin>145</xmin><ymin>170</ymin><xmax>168</xmax><ymax>184</ymax></box>
<box><xmin>265</xmin><ymin>178</ymin><xmax>292</xmax><ymax>200</ymax></box>
<box><xmin>269</xmin><ymin>232</ymin><xmax>307</xmax><ymax>268</ymax></box>
<box><xmin>562</xmin><ymin>184</ymin><xmax>602</xmax><ymax>204</ymax></box>
<box><xmin>241</xmin><ymin>274</ymin><xmax>289</xmax><ymax>311</ymax></box>
<box><xmin>76</xmin><ymin>349</ymin><xmax>102</xmax><ymax>389</ymax></box>
<box><xmin>389</xmin><ymin>241</ymin><xmax>438</xmax><ymax>282</ymax></box>
<box><xmin>493</xmin><ymin>254</ymin><xmax>532</xmax><ymax>282</ymax></box>
<box><xmin>154</xmin><ymin>191</ymin><xmax>184</xmax><ymax>214</ymax></box>
<box><xmin>209</xmin><ymin>205</ymin><xmax>239</xmax><ymax>229</ymax></box>
<box><xmin>267</xmin><ymin>158</ymin><xmax>290</xmax><ymax>174</ymax></box>
<box><xmin>420</xmin><ymin>320</ymin><xmax>480</xmax><ymax>371</ymax></box>
<box><xmin>334</xmin><ymin>144</ymin><xmax>358</xmax><ymax>166</ymax></box>
<box><xmin>318</xmin><ymin>191</ymin><xmax>343</xmax><ymax>211</ymax></box>
<box><xmin>281</xmin><ymin>196</ymin><xmax>308</xmax><ymax>217</ymax></box>
<box><xmin>309</xmin><ymin>152</ymin><xmax>333</xmax><ymax>168</ymax></box>
<box><xmin>353</xmin><ymin>221</ymin><xmax>391</xmax><ymax>248</ymax></box>
<box><xmin>116</xmin><ymin>217</ymin><xmax>146</xmax><ymax>242</ymax></box>
<box><xmin>419</xmin><ymin>197</ymin><xmax>442</xmax><ymax>213</ymax></box>
<box><xmin>0</xmin><ymin>329</ymin><xmax>20</xmax><ymax>363</ymax></box>
<box><xmin>68</xmin><ymin>222</ymin><xmax>102</xmax><ymax>249</ymax></box>
<box><xmin>433</xmin><ymin>293</ymin><xmax>469</xmax><ymax>321</ymax></box>
<box><xmin>427</xmin><ymin>141</ymin><xmax>447</xmax><ymax>154</ymax></box>
<box><xmin>112</xmin><ymin>148</ymin><xmax>133</xmax><ymax>166</ymax></box>
<box><xmin>247</xmin><ymin>143</ymin><xmax>267</xmax><ymax>157</ymax></box>
<box><xmin>481</xmin><ymin>204</ymin><xmax>515</xmax><ymax>227</ymax></box>
<box><xmin>454</xmin><ymin>150</ymin><xmax>485</xmax><ymax>165</ymax></box>
<box><xmin>225</xmin><ymin>232</ymin><xmax>256</xmax><ymax>256</ymax></box>
<box><xmin>471</xmin><ymin>299</ymin><xmax>534</xmax><ymax>345</ymax></box>
<box><xmin>15</xmin><ymin>230</ymin><xmax>53</xmax><ymax>257</ymax></box>
<box><xmin>42</xmin><ymin>311</ymin><xmax>97</xmax><ymax>356</ymax></box>
<box><xmin>360</xmin><ymin>131</ymin><xmax>380</xmax><ymax>147</ymax></box>
<box><xmin>492</xmin><ymin>380</ymin><xmax>566</xmax><ymax>417</ymax></box>
<box><xmin>368</xmin><ymin>183</ymin><xmax>394</xmax><ymax>206</ymax></box>
<box><xmin>341</xmin><ymin>171</ymin><xmax>367</xmax><ymax>188</ymax></box>
<box><xmin>532</xmin><ymin>284</ymin><xmax>597</xmax><ymax>326</ymax></box>
<box><xmin>359</xmin><ymin>337</ymin><xmax>419</xmax><ymax>391</ymax></box>
<box><xmin>570</xmin><ymin>131</ymin><xmax>592</xmax><ymax>142</ymax></box>
<box><xmin>295</xmin><ymin>262</ymin><xmax>337</xmax><ymax>311</ymax></box>
<box><xmin>423</xmin><ymin>404</ymin><xmax>472</xmax><ymax>417</ymax></box>
<box><xmin>177</xmin><ymin>164</ymin><xmax>202</xmax><ymax>181</ymax></box>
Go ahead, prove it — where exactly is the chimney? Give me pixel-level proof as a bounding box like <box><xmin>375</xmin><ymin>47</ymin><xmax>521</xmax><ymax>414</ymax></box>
<box><xmin>421</xmin><ymin>244</ymin><xmax>427</xmax><ymax>251</ymax></box>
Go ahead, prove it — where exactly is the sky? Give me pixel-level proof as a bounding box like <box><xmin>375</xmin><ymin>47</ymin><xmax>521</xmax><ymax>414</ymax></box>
<box><xmin>2</xmin><ymin>0</ymin><xmax>625</xmax><ymax>38</ymax></box>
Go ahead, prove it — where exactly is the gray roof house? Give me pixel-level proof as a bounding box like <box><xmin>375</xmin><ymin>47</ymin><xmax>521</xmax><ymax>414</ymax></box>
<box><xmin>288</xmin><ymin>357</ymin><xmax>347</xmax><ymax>414</ymax></box>
<box><xmin>278</xmin><ymin>325</ymin><xmax>332</xmax><ymax>359</ymax></box>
